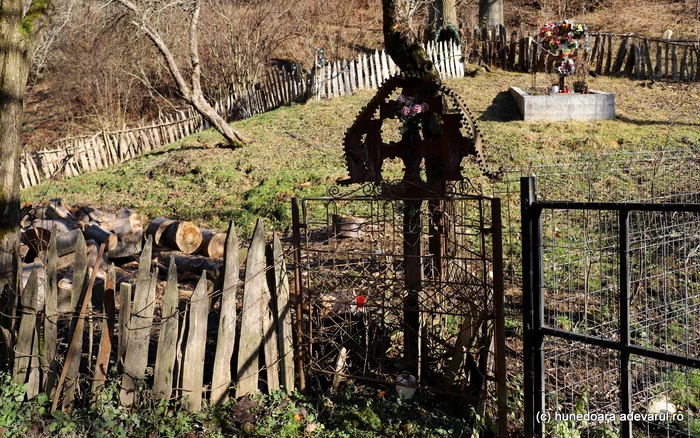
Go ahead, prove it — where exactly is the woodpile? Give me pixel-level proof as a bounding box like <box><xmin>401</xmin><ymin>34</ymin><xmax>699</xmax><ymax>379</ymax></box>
<box><xmin>20</xmin><ymin>202</ymin><xmax>230</xmax><ymax>300</ymax></box>
<box><xmin>21</xmin><ymin>200</ymin><xmax>141</xmax><ymax>262</ymax></box>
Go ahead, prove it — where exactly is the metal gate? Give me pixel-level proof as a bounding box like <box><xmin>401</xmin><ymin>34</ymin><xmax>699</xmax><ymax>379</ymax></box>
<box><xmin>522</xmin><ymin>176</ymin><xmax>700</xmax><ymax>437</ymax></box>
<box><xmin>291</xmin><ymin>182</ymin><xmax>507</xmax><ymax>432</ymax></box>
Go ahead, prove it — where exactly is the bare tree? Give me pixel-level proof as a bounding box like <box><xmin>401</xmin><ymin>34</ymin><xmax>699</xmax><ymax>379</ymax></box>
<box><xmin>0</xmin><ymin>0</ymin><xmax>53</xmax><ymax>366</ymax></box>
<box><xmin>114</xmin><ymin>0</ymin><xmax>248</xmax><ymax>148</ymax></box>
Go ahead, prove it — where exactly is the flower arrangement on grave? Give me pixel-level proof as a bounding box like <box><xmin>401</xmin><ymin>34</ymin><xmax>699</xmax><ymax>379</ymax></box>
<box><xmin>396</xmin><ymin>94</ymin><xmax>429</xmax><ymax>135</ymax></box>
<box><xmin>538</xmin><ymin>20</ymin><xmax>590</xmax><ymax>91</ymax></box>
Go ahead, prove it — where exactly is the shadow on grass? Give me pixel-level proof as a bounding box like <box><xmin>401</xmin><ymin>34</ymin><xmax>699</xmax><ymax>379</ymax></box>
<box><xmin>478</xmin><ymin>90</ymin><xmax>521</xmax><ymax>122</ymax></box>
<box><xmin>615</xmin><ymin>115</ymin><xmax>700</xmax><ymax>128</ymax></box>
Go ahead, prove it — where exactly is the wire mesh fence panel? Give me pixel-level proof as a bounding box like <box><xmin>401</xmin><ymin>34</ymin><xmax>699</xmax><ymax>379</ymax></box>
<box><xmin>523</xmin><ymin>170</ymin><xmax>700</xmax><ymax>437</ymax></box>
<box><xmin>296</xmin><ymin>188</ymin><xmax>502</xmax><ymax>409</ymax></box>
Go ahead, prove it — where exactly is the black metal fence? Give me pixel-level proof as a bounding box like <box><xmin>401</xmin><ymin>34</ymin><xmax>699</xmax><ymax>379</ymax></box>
<box><xmin>522</xmin><ymin>175</ymin><xmax>700</xmax><ymax>437</ymax></box>
<box><xmin>291</xmin><ymin>183</ymin><xmax>508</xmax><ymax>436</ymax></box>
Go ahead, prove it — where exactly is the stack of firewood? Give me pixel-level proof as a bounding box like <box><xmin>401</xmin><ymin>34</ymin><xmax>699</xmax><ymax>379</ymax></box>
<box><xmin>21</xmin><ymin>199</ymin><xmax>143</xmax><ymax>262</ymax></box>
<box><xmin>145</xmin><ymin>217</ymin><xmax>227</xmax><ymax>280</ymax></box>
<box><xmin>19</xmin><ymin>201</ymin><xmax>231</xmax><ymax>299</ymax></box>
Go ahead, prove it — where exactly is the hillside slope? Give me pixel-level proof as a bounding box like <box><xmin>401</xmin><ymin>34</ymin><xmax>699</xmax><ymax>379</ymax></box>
<box><xmin>22</xmin><ymin>73</ymin><xmax>700</xmax><ymax>235</ymax></box>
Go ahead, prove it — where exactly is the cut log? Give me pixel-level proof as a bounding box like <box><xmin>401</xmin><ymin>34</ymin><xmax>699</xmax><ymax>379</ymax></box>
<box><xmin>83</xmin><ymin>206</ymin><xmax>105</xmax><ymax>222</ymax></box>
<box><xmin>106</xmin><ymin>226</ymin><xmax>143</xmax><ymax>259</ymax></box>
<box><xmin>162</xmin><ymin>221</ymin><xmax>202</xmax><ymax>254</ymax></box>
<box><xmin>113</xmin><ymin>212</ymin><xmax>141</xmax><ymax>237</ymax></box>
<box><xmin>85</xmin><ymin>224</ymin><xmax>118</xmax><ymax>251</ymax></box>
<box><xmin>155</xmin><ymin>251</ymin><xmax>221</xmax><ymax>279</ymax></box>
<box><xmin>116</xmin><ymin>208</ymin><xmax>138</xmax><ymax>220</ymax></box>
<box><xmin>32</xmin><ymin>219</ymin><xmax>73</xmax><ymax>234</ymax></box>
<box><xmin>145</xmin><ymin>217</ymin><xmax>176</xmax><ymax>246</ymax></box>
<box><xmin>197</xmin><ymin>229</ymin><xmax>226</xmax><ymax>259</ymax></box>
<box><xmin>45</xmin><ymin>203</ymin><xmax>71</xmax><ymax>220</ymax></box>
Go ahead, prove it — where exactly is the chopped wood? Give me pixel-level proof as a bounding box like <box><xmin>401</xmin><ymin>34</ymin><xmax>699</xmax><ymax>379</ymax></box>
<box><xmin>162</xmin><ymin>221</ymin><xmax>202</xmax><ymax>255</ymax></box>
<box><xmin>32</xmin><ymin>219</ymin><xmax>73</xmax><ymax>234</ymax></box>
<box><xmin>84</xmin><ymin>224</ymin><xmax>118</xmax><ymax>251</ymax></box>
<box><xmin>156</xmin><ymin>250</ymin><xmax>221</xmax><ymax>279</ymax></box>
<box><xmin>197</xmin><ymin>228</ymin><xmax>226</xmax><ymax>259</ymax></box>
<box><xmin>113</xmin><ymin>214</ymin><xmax>141</xmax><ymax>237</ymax></box>
<box><xmin>45</xmin><ymin>203</ymin><xmax>71</xmax><ymax>220</ymax></box>
<box><xmin>145</xmin><ymin>217</ymin><xmax>175</xmax><ymax>247</ymax></box>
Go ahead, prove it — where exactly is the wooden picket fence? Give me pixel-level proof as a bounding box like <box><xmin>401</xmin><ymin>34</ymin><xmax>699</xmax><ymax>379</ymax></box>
<box><xmin>465</xmin><ymin>25</ymin><xmax>700</xmax><ymax>81</ymax></box>
<box><xmin>10</xmin><ymin>219</ymin><xmax>295</xmax><ymax>412</ymax></box>
<box><xmin>20</xmin><ymin>42</ymin><xmax>463</xmax><ymax>191</ymax></box>
<box><xmin>20</xmin><ymin>109</ymin><xmax>206</xmax><ymax>190</ymax></box>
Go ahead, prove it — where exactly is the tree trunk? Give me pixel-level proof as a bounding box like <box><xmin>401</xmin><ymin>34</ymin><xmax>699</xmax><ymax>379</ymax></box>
<box><xmin>382</xmin><ymin>0</ymin><xmax>441</xmax><ymax>83</ymax></box>
<box><xmin>479</xmin><ymin>0</ymin><xmax>504</xmax><ymax>27</ymax></box>
<box><xmin>429</xmin><ymin>0</ymin><xmax>458</xmax><ymax>35</ymax></box>
<box><xmin>1</xmin><ymin>0</ymin><xmax>32</xmax><ymax>365</ymax></box>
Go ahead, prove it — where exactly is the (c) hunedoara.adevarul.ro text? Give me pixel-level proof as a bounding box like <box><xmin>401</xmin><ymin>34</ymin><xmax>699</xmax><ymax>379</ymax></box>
<box><xmin>536</xmin><ymin>411</ymin><xmax>685</xmax><ymax>424</ymax></box>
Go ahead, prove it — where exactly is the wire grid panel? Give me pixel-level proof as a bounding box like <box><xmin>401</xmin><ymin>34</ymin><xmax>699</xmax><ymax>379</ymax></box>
<box><xmin>492</xmin><ymin>149</ymin><xmax>700</xmax><ymax>310</ymax></box>
<box><xmin>541</xmin><ymin>338</ymin><xmax>621</xmax><ymax>437</ymax></box>
<box><xmin>538</xmin><ymin>206</ymin><xmax>700</xmax><ymax>436</ymax></box>
<box><xmin>629</xmin><ymin>210</ymin><xmax>700</xmax><ymax>436</ymax></box>
<box><xmin>298</xmin><ymin>193</ymin><xmax>498</xmax><ymax>394</ymax></box>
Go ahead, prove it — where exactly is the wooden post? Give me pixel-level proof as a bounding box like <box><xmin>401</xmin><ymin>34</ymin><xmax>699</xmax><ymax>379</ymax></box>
<box><xmin>44</xmin><ymin>230</ymin><xmax>59</xmax><ymax>396</ymax></box>
<box><xmin>671</xmin><ymin>44</ymin><xmax>679</xmax><ymax>80</ymax></box>
<box><xmin>91</xmin><ymin>266</ymin><xmax>115</xmax><ymax>396</ymax></box>
<box><xmin>381</xmin><ymin>50</ymin><xmax>390</xmax><ymax>82</ymax></box>
<box><xmin>120</xmin><ymin>237</ymin><xmax>157</xmax><ymax>407</ymax></box>
<box><xmin>613</xmin><ymin>36</ymin><xmax>630</xmax><ymax>74</ymax></box>
<box><xmin>211</xmin><ymin>221</ymin><xmax>239</xmax><ymax>405</ymax></box>
<box><xmin>53</xmin><ymin>244</ymin><xmax>105</xmax><ymax>412</ymax></box>
<box><xmin>181</xmin><ymin>274</ymin><xmax>209</xmax><ymax>412</ymax></box>
<box><xmin>508</xmin><ymin>31</ymin><xmax>517</xmax><ymax>70</ymax></box>
<box><xmin>362</xmin><ymin>54</ymin><xmax>370</xmax><ymax>90</ymax></box>
<box><xmin>680</xmin><ymin>46</ymin><xmax>689</xmax><ymax>81</ymax></box>
<box><xmin>118</xmin><ymin>282</ymin><xmax>131</xmax><ymax>367</ymax></box>
<box><xmin>374</xmin><ymin>50</ymin><xmax>382</xmax><ymax>85</ymax></box>
<box><xmin>271</xmin><ymin>233</ymin><xmax>294</xmax><ymax>393</ymax></box>
<box><xmin>262</xmin><ymin>245</ymin><xmax>280</xmax><ymax>392</ymax></box>
<box><xmin>152</xmin><ymin>257</ymin><xmax>179</xmax><ymax>400</ymax></box>
<box><xmin>236</xmin><ymin>219</ymin><xmax>266</xmax><ymax>398</ymax></box>
<box><xmin>13</xmin><ymin>270</ymin><xmax>40</xmax><ymax>399</ymax></box>
<box><xmin>655</xmin><ymin>42</ymin><xmax>663</xmax><ymax>79</ymax></box>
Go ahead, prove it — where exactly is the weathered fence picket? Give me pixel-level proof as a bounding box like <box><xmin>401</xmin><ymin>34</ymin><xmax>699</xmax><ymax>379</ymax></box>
<box><xmin>181</xmin><ymin>274</ymin><xmax>209</xmax><ymax>412</ymax></box>
<box><xmin>120</xmin><ymin>237</ymin><xmax>157</xmax><ymax>407</ymax></box>
<box><xmin>152</xmin><ymin>257</ymin><xmax>179</xmax><ymax>400</ymax></box>
<box><xmin>236</xmin><ymin>219</ymin><xmax>266</xmax><ymax>398</ymax></box>
<box><xmin>211</xmin><ymin>221</ymin><xmax>239</xmax><ymax>405</ymax></box>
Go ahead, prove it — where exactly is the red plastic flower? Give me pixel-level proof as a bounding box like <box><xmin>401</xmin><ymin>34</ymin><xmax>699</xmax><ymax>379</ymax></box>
<box><xmin>356</xmin><ymin>295</ymin><xmax>366</xmax><ymax>310</ymax></box>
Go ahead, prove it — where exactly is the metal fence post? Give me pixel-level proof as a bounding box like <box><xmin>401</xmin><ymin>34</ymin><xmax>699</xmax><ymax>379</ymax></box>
<box><xmin>492</xmin><ymin>198</ymin><xmax>507</xmax><ymax>438</ymax></box>
<box><xmin>291</xmin><ymin>198</ymin><xmax>307</xmax><ymax>393</ymax></box>
<box><xmin>521</xmin><ymin>176</ymin><xmax>536</xmax><ymax>437</ymax></box>
<box><xmin>619</xmin><ymin>207</ymin><xmax>632</xmax><ymax>438</ymax></box>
